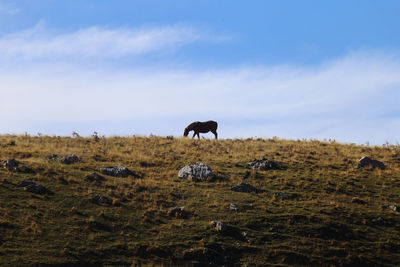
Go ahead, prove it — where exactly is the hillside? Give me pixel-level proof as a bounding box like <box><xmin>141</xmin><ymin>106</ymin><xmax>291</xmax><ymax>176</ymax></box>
<box><xmin>0</xmin><ymin>135</ymin><xmax>399</xmax><ymax>266</ymax></box>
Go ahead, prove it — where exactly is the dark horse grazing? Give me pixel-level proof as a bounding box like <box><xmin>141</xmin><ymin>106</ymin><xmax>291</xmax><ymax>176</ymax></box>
<box><xmin>184</xmin><ymin>120</ymin><xmax>218</xmax><ymax>139</ymax></box>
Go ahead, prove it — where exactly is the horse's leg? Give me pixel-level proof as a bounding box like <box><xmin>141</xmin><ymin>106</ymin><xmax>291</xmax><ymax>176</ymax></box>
<box><xmin>212</xmin><ymin>130</ymin><xmax>218</xmax><ymax>139</ymax></box>
<box><xmin>197</xmin><ymin>132</ymin><xmax>200</xmax><ymax>139</ymax></box>
<box><xmin>192</xmin><ymin>132</ymin><xmax>196</xmax><ymax>139</ymax></box>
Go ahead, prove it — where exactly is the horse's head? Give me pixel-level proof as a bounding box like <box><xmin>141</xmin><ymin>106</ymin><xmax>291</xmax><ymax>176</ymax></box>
<box><xmin>183</xmin><ymin>127</ymin><xmax>189</xmax><ymax>137</ymax></box>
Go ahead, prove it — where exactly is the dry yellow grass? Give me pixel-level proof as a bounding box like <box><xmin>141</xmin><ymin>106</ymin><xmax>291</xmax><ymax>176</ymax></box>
<box><xmin>0</xmin><ymin>134</ymin><xmax>399</xmax><ymax>266</ymax></box>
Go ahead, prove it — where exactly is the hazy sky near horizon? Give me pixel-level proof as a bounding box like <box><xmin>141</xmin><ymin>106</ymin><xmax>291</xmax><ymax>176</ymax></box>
<box><xmin>1</xmin><ymin>1</ymin><xmax>400</xmax><ymax>144</ymax></box>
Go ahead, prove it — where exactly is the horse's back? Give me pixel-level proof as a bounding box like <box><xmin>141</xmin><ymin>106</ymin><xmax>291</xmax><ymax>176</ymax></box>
<box><xmin>204</xmin><ymin>120</ymin><xmax>218</xmax><ymax>131</ymax></box>
<box><xmin>187</xmin><ymin>120</ymin><xmax>218</xmax><ymax>131</ymax></box>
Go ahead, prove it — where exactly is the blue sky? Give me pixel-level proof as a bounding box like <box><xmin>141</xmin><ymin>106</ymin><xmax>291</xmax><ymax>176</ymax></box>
<box><xmin>1</xmin><ymin>0</ymin><xmax>400</xmax><ymax>144</ymax></box>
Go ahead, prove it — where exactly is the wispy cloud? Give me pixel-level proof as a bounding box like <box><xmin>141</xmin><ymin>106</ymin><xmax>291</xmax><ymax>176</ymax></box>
<box><xmin>1</xmin><ymin>49</ymin><xmax>399</xmax><ymax>144</ymax></box>
<box><xmin>0</xmin><ymin>2</ymin><xmax>19</xmax><ymax>15</ymax></box>
<box><xmin>0</xmin><ymin>23</ymin><xmax>215</xmax><ymax>60</ymax></box>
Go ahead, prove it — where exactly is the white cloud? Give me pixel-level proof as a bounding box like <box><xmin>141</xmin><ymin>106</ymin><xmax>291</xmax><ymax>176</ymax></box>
<box><xmin>0</xmin><ymin>2</ymin><xmax>19</xmax><ymax>15</ymax></box>
<box><xmin>1</xmin><ymin>50</ymin><xmax>400</xmax><ymax>145</ymax></box>
<box><xmin>0</xmin><ymin>23</ymin><xmax>211</xmax><ymax>60</ymax></box>
<box><xmin>0</xmin><ymin>24</ymin><xmax>399</xmax><ymax>144</ymax></box>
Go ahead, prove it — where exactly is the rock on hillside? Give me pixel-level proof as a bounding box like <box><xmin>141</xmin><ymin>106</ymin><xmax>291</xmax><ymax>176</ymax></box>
<box><xmin>249</xmin><ymin>157</ymin><xmax>284</xmax><ymax>170</ymax></box>
<box><xmin>3</xmin><ymin>159</ymin><xmax>34</xmax><ymax>173</ymax></box>
<box><xmin>3</xmin><ymin>159</ymin><xmax>19</xmax><ymax>172</ymax></box>
<box><xmin>25</xmin><ymin>184</ymin><xmax>47</xmax><ymax>194</ymax></box>
<box><xmin>91</xmin><ymin>195</ymin><xmax>109</xmax><ymax>205</ymax></box>
<box><xmin>178</xmin><ymin>162</ymin><xmax>213</xmax><ymax>182</ymax></box>
<box><xmin>211</xmin><ymin>221</ymin><xmax>227</xmax><ymax>232</ymax></box>
<box><xmin>231</xmin><ymin>182</ymin><xmax>258</xmax><ymax>193</ymax></box>
<box><xmin>357</xmin><ymin>156</ymin><xmax>385</xmax><ymax>170</ymax></box>
<box><xmin>100</xmin><ymin>166</ymin><xmax>131</xmax><ymax>177</ymax></box>
<box><xmin>17</xmin><ymin>180</ymin><xmax>48</xmax><ymax>194</ymax></box>
<box><xmin>60</xmin><ymin>154</ymin><xmax>79</xmax><ymax>164</ymax></box>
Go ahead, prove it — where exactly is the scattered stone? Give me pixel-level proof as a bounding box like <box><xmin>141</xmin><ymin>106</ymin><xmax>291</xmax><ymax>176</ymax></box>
<box><xmin>7</xmin><ymin>140</ymin><xmax>16</xmax><ymax>146</ymax></box>
<box><xmin>100</xmin><ymin>166</ymin><xmax>131</xmax><ymax>177</ymax></box>
<box><xmin>231</xmin><ymin>182</ymin><xmax>257</xmax><ymax>193</ymax></box>
<box><xmin>356</xmin><ymin>156</ymin><xmax>385</xmax><ymax>170</ymax></box>
<box><xmin>71</xmin><ymin>131</ymin><xmax>80</xmax><ymax>138</ymax></box>
<box><xmin>2</xmin><ymin>159</ymin><xmax>33</xmax><ymax>173</ymax></box>
<box><xmin>92</xmin><ymin>131</ymin><xmax>100</xmax><ymax>142</ymax></box>
<box><xmin>17</xmin><ymin>180</ymin><xmax>36</xmax><ymax>187</ymax></box>
<box><xmin>24</xmin><ymin>184</ymin><xmax>47</xmax><ymax>194</ymax></box>
<box><xmin>383</xmin><ymin>204</ymin><xmax>398</xmax><ymax>212</ymax></box>
<box><xmin>60</xmin><ymin>154</ymin><xmax>79</xmax><ymax>164</ymax></box>
<box><xmin>371</xmin><ymin>217</ymin><xmax>394</xmax><ymax>226</ymax></box>
<box><xmin>248</xmin><ymin>157</ymin><xmax>284</xmax><ymax>170</ymax></box>
<box><xmin>211</xmin><ymin>221</ymin><xmax>227</xmax><ymax>232</ymax></box>
<box><xmin>140</xmin><ymin>161</ymin><xmax>154</xmax><ymax>167</ymax></box>
<box><xmin>372</xmin><ymin>217</ymin><xmax>384</xmax><ymax>225</ymax></box>
<box><xmin>389</xmin><ymin>205</ymin><xmax>398</xmax><ymax>211</ymax></box>
<box><xmin>178</xmin><ymin>162</ymin><xmax>213</xmax><ymax>182</ymax></box>
<box><xmin>20</xmin><ymin>165</ymin><xmax>35</xmax><ymax>173</ymax></box>
<box><xmin>85</xmin><ymin>172</ymin><xmax>105</xmax><ymax>183</ymax></box>
<box><xmin>352</xmin><ymin>197</ymin><xmax>367</xmax><ymax>204</ymax></box>
<box><xmin>275</xmin><ymin>191</ymin><xmax>286</xmax><ymax>198</ymax></box>
<box><xmin>3</xmin><ymin>159</ymin><xmax>19</xmax><ymax>172</ymax></box>
<box><xmin>46</xmin><ymin>154</ymin><xmax>58</xmax><ymax>161</ymax></box>
<box><xmin>91</xmin><ymin>195</ymin><xmax>109</xmax><ymax>205</ymax></box>
<box><xmin>230</xmin><ymin>203</ymin><xmax>238</xmax><ymax>211</ymax></box>
<box><xmin>168</xmin><ymin>206</ymin><xmax>186</xmax><ymax>218</ymax></box>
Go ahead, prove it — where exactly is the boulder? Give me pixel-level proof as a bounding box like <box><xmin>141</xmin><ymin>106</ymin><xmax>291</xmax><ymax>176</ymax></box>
<box><xmin>357</xmin><ymin>156</ymin><xmax>385</xmax><ymax>170</ymax></box>
<box><xmin>231</xmin><ymin>182</ymin><xmax>257</xmax><ymax>193</ymax></box>
<box><xmin>3</xmin><ymin>159</ymin><xmax>19</xmax><ymax>172</ymax></box>
<box><xmin>275</xmin><ymin>191</ymin><xmax>286</xmax><ymax>198</ymax></box>
<box><xmin>17</xmin><ymin>180</ymin><xmax>36</xmax><ymax>187</ymax></box>
<box><xmin>230</xmin><ymin>203</ymin><xmax>238</xmax><ymax>211</ymax></box>
<box><xmin>383</xmin><ymin>204</ymin><xmax>398</xmax><ymax>212</ymax></box>
<box><xmin>211</xmin><ymin>221</ymin><xmax>227</xmax><ymax>232</ymax></box>
<box><xmin>100</xmin><ymin>166</ymin><xmax>131</xmax><ymax>177</ymax></box>
<box><xmin>178</xmin><ymin>162</ymin><xmax>213</xmax><ymax>182</ymax></box>
<box><xmin>17</xmin><ymin>165</ymin><xmax>34</xmax><ymax>173</ymax></box>
<box><xmin>17</xmin><ymin>180</ymin><xmax>47</xmax><ymax>194</ymax></box>
<box><xmin>91</xmin><ymin>195</ymin><xmax>109</xmax><ymax>205</ymax></box>
<box><xmin>168</xmin><ymin>206</ymin><xmax>186</xmax><ymax>218</ymax></box>
<box><xmin>24</xmin><ymin>184</ymin><xmax>47</xmax><ymax>194</ymax></box>
<box><xmin>249</xmin><ymin>157</ymin><xmax>284</xmax><ymax>170</ymax></box>
<box><xmin>2</xmin><ymin>159</ymin><xmax>33</xmax><ymax>173</ymax></box>
<box><xmin>352</xmin><ymin>197</ymin><xmax>367</xmax><ymax>204</ymax></box>
<box><xmin>7</xmin><ymin>140</ymin><xmax>16</xmax><ymax>146</ymax></box>
<box><xmin>60</xmin><ymin>154</ymin><xmax>79</xmax><ymax>164</ymax></box>
<box><xmin>371</xmin><ymin>217</ymin><xmax>393</xmax><ymax>226</ymax></box>
<box><xmin>388</xmin><ymin>205</ymin><xmax>397</xmax><ymax>212</ymax></box>
<box><xmin>46</xmin><ymin>154</ymin><xmax>58</xmax><ymax>161</ymax></box>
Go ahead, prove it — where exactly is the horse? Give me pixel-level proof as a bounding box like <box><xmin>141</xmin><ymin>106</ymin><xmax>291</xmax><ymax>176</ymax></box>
<box><xmin>183</xmin><ymin>120</ymin><xmax>218</xmax><ymax>139</ymax></box>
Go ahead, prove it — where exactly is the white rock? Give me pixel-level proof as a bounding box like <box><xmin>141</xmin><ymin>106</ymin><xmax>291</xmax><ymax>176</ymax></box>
<box><xmin>178</xmin><ymin>162</ymin><xmax>213</xmax><ymax>182</ymax></box>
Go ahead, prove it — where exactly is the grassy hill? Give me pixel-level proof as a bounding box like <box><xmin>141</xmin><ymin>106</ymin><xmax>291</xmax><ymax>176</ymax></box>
<box><xmin>0</xmin><ymin>134</ymin><xmax>399</xmax><ymax>266</ymax></box>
